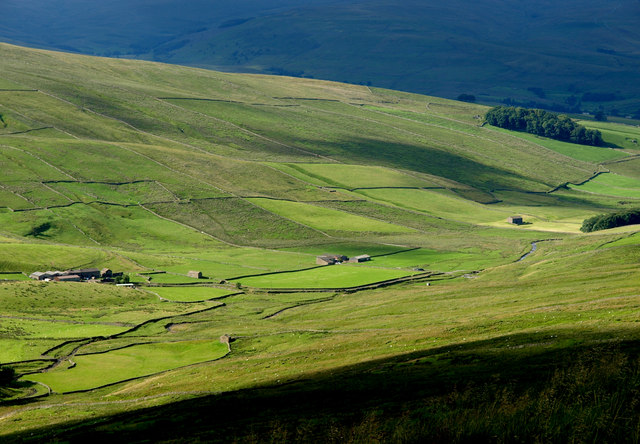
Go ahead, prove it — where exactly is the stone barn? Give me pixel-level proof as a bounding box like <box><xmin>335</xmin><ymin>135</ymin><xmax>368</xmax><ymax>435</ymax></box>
<box><xmin>68</xmin><ymin>268</ymin><xmax>101</xmax><ymax>279</ymax></box>
<box><xmin>187</xmin><ymin>270</ymin><xmax>203</xmax><ymax>279</ymax></box>
<box><xmin>507</xmin><ymin>216</ymin><xmax>523</xmax><ymax>225</ymax></box>
<box><xmin>316</xmin><ymin>254</ymin><xmax>349</xmax><ymax>265</ymax></box>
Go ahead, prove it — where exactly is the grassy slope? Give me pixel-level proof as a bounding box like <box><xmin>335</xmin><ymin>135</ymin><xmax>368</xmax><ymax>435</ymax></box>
<box><xmin>0</xmin><ymin>43</ymin><xmax>638</xmax><ymax>440</ymax></box>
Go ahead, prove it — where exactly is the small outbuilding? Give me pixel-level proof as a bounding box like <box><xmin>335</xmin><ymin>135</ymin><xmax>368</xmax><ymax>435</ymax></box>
<box><xmin>349</xmin><ymin>254</ymin><xmax>371</xmax><ymax>263</ymax></box>
<box><xmin>29</xmin><ymin>271</ymin><xmax>46</xmax><ymax>280</ymax></box>
<box><xmin>101</xmin><ymin>268</ymin><xmax>113</xmax><ymax>278</ymax></box>
<box><xmin>507</xmin><ymin>216</ymin><xmax>523</xmax><ymax>225</ymax></box>
<box><xmin>187</xmin><ymin>270</ymin><xmax>203</xmax><ymax>279</ymax></box>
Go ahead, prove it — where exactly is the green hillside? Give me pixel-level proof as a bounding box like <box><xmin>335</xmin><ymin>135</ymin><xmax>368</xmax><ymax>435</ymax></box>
<box><xmin>0</xmin><ymin>43</ymin><xmax>639</xmax><ymax>441</ymax></box>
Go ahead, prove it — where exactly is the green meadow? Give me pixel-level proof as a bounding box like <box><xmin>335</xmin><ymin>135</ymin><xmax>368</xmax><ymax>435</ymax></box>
<box><xmin>27</xmin><ymin>340</ymin><xmax>229</xmax><ymax>393</ymax></box>
<box><xmin>146</xmin><ymin>286</ymin><xmax>236</xmax><ymax>302</ymax></box>
<box><xmin>234</xmin><ymin>265</ymin><xmax>416</xmax><ymax>289</ymax></box>
<box><xmin>0</xmin><ymin>43</ymin><xmax>639</xmax><ymax>441</ymax></box>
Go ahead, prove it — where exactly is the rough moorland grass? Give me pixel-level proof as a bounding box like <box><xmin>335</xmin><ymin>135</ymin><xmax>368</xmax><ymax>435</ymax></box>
<box><xmin>0</xmin><ymin>319</ymin><xmax>126</xmax><ymax>341</ymax></box>
<box><xmin>140</xmin><ymin>273</ymin><xmax>208</xmax><ymax>284</ymax></box>
<box><xmin>148</xmin><ymin>199</ymin><xmax>328</xmax><ymax>247</ymax></box>
<box><xmin>233</xmin><ymin>264</ymin><xmax>416</xmax><ymax>289</ymax></box>
<box><xmin>270</xmin><ymin>163</ymin><xmax>438</xmax><ymax>189</ymax></box>
<box><xmin>247</xmin><ymin>198</ymin><xmax>415</xmax><ymax>233</ymax></box>
<box><xmin>608</xmin><ymin>157</ymin><xmax>640</xmax><ymax>180</ymax></box>
<box><xmin>0</xmin><ymin>242</ymin><xmax>139</xmax><ymax>273</ymax></box>
<box><xmin>147</xmin><ymin>287</ymin><xmax>235</xmax><ymax>302</ymax></box>
<box><xmin>26</xmin><ymin>340</ymin><xmax>228</xmax><ymax>393</ymax></box>
<box><xmin>0</xmin><ymin>281</ymin><xmax>215</xmax><ymax>325</ymax></box>
<box><xmin>146</xmin><ymin>286</ymin><xmax>236</xmax><ymax>302</ymax></box>
<box><xmin>354</xmin><ymin>188</ymin><xmax>510</xmax><ymax>223</ymax></box>
<box><xmin>367</xmin><ymin>248</ymin><xmax>509</xmax><ymax>271</ymax></box>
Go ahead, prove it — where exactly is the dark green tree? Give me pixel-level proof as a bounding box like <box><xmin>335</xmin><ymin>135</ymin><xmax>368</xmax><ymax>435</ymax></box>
<box><xmin>594</xmin><ymin>111</ymin><xmax>607</xmax><ymax>121</ymax></box>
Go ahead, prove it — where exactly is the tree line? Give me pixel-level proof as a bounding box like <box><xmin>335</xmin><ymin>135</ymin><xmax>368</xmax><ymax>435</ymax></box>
<box><xmin>485</xmin><ymin>106</ymin><xmax>603</xmax><ymax>146</ymax></box>
<box><xmin>581</xmin><ymin>209</ymin><xmax>640</xmax><ymax>232</ymax></box>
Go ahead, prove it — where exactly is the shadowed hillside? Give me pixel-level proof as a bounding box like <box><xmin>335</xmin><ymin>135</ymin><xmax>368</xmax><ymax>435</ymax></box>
<box><xmin>2</xmin><ymin>0</ymin><xmax>640</xmax><ymax>115</ymax></box>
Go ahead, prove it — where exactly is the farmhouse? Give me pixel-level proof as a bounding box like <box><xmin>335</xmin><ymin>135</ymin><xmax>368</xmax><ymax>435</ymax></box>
<box><xmin>507</xmin><ymin>216</ymin><xmax>523</xmax><ymax>225</ymax></box>
<box><xmin>101</xmin><ymin>268</ymin><xmax>113</xmax><ymax>278</ymax></box>
<box><xmin>316</xmin><ymin>254</ymin><xmax>349</xmax><ymax>265</ymax></box>
<box><xmin>187</xmin><ymin>270</ymin><xmax>203</xmax><ymax>279</ymax></box>
<box><xmin>349</xmin><ymin>254</ymin><xmax>371</xmax><ymax>263</ymax></box>
<box><xmin>68</xmin><ymin>268</ymin><xmax>101</xmax><ymax>279</ymax></box>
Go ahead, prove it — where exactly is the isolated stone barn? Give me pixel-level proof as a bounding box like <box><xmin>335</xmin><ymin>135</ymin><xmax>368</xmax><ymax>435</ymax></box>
<box><xmin>187</xmin><ymin>270</ymin><xmax>203</xmax><ymax>279</ymax></box>
<box><xmin>507</xmin><ymin>216</ymin><xmax>523</xmax><ymax>225</ymax></box>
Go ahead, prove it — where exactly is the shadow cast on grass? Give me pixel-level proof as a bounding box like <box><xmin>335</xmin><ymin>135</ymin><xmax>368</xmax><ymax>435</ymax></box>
<box><xmin>5</xmin><ymin>329</ymin><xmax>640</xmax><ymax>443</ymax></box>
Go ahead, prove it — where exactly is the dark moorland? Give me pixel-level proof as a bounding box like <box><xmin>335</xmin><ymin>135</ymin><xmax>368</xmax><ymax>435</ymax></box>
<box><xmin>2</xmin><ymin>0</ymin><xmax>640</xmax><ymax>114</ymax></box>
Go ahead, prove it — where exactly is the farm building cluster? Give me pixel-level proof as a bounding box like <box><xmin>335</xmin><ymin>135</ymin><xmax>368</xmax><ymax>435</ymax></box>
<box><xmin>316</xmin><ymin>254</ymin><xmax>371</xmax><ymax>265</ymax></box>
<box><xmin>29</xmin><ymin>268</ymin><xmax>121</xmax><ymax>283</ymax></box>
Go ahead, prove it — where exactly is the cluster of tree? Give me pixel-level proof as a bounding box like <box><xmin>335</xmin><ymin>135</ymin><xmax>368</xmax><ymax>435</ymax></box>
<box><xmin>485</xmin><ymin>106</ymin><xmax>603</xmax><ymax>146</ymax></box>
<box><xmin>114</xmin><ymin>274</ymin><xmax>130</xmax><ymax>284</ymax></box>
<box><xmin>580</xmin><ymin>209</ymin><xmax>640</xmax><ymax>232</ymax></box>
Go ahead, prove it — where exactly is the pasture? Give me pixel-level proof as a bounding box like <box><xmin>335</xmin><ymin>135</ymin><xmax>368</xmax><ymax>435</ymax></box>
<box><xmin>570</xmin><ymin>173</ymin><xmax>640</xmax><ymax>198</ymax></box>
<box><xmin>246</xmin><ymin>198</ymin><xmax>415</xmax><ymax>234</ymax></box>
<box><xmin>0</xmin><ymin>43</ymin><xmax>639</xmax><ymax>441</ymax></box>
<box><xmin>270</xmin><ymin>163</ymin><xmax>439</xmax><ymax>189</ymax></box>
<box><xmin>27</xmin><ymin>340</ymin><xmax>229</xmax><ymax>393</ymax></box>
<box><xmin>146</xmin><ymin>286</ymin><xmax>237</xmax><ymax>302</ymax></box>
<box><xmin>233</xmin><ymin>264</ymin><xmax>416</xmax><ymax>289</ymax></box>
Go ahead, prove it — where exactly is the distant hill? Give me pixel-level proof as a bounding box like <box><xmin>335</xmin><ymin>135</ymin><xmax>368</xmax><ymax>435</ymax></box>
<box><xmin>1</xmin><ymin>0</ymin><xmax>639</xmax><ymax>116</ymax></box>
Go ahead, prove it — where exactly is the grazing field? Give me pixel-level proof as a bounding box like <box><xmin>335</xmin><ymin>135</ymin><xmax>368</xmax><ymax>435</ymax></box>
<box><xmin>580</xmin><ymin>120</ymin><xmax>640</xmax><ymax>151</ymax></box>
<box><xmin>27</xmin><ymin>340</ymin><xmax>229</xmax><ymax>393</ymax></box>
<box><xmin>0</xmin><ymin>43</ymin><xmax>639</xmax><ymax>442</ymax></box>
<box><xmin>234</xmin><ymin>265</ymin><xmax>417</xmax><ymax>289</ymax></box>
<box><xmin>354</xmin><ymin>188</ymin><xmax>510</xmax><ymax>223</ymax></box>
<box><xmin>488</xmin><ymin>126</ymin><xmax>629</xmax><ymax>163</ymax></box>
<box><xmin>270</xmin><ymin>163</ymin><xmax>440</xmax><ymax>189</ymax></box>
<box><xmin>146</xmin><ymin>286</ymin><xmax>237</xmax><ymax>302</ymax></box>
<box><xmin>246</xmin><ymin>198</ymin><xmax>415</xmax><ymax>234</ymax></box>
<box><xmin>570</xmin><ymin>173</ymin><xmax>640</xmax><ymax>198</ymax></box>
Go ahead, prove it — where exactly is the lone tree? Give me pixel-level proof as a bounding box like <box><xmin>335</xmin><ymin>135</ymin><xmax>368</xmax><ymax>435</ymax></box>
<box><xmin>594</xmin><ymin>110</ymin><xmax>607</xmax><ymax>121</ymax></box>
